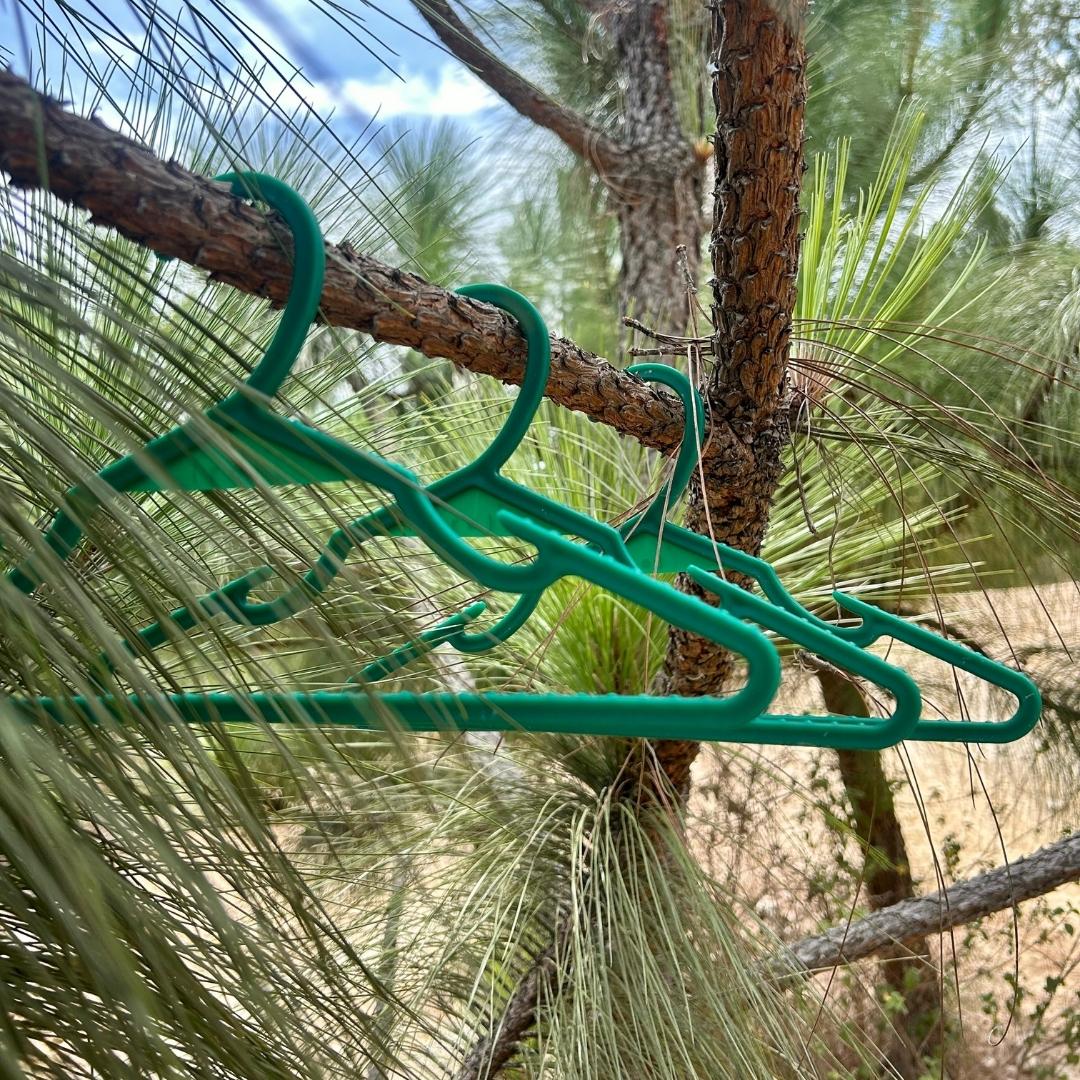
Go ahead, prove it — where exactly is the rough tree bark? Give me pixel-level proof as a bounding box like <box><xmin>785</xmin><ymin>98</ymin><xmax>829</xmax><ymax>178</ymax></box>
<box><xmin>649</xmin><ymin>0</ymin><xmax>808</xmax><ymax>795</ymax></box>
<box><xmin>0</xmin><ymin>70</ymin><xmax>689</xmax><ymax>458</ymax></box>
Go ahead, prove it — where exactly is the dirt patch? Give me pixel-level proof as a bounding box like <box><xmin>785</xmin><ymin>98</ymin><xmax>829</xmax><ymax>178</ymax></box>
<box><xmin>688</xmin><ymin>581</ymin><xmax>1080</xmax><ymax>1076</ymax></box>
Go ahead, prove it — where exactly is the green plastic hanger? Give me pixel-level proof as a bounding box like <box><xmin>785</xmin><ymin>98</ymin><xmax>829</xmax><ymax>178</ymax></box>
<box><xmin>74</xmin><ymin>172</ymin><xmax>1034</xmax><ymax>746</ymax></box>
<box><xmin>112</xmin><ymin>272</ymin><xmax>928</xmax><ymax>745</ymax></box>
<box><xmin>28</xmin><ymin>518</ymin><xmax>919</xmax><ymax>748</ymax></box>
<box><xmin>363</xmin><ymin>357</ymin><xmax>1041</xmax><ymax>745</ymax></box>
<box><xmin>5</xmin><ymin>172</ymin><xmax>1033</xmax><ymax>749</ymax></box>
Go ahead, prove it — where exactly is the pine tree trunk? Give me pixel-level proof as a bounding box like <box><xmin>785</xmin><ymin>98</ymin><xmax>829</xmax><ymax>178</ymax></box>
<box><xmin>819</xmin><ymin>666</ymin><xmax>944</xmax><ymax>1078</ymax></box>
<box><xmin>649</xmin><ymin>0</ymin><xmax>808</xmax><ymax>796</ymax></box>
<box><xmin>613</xmin><ymin>169</ymin><xmax>704</xmax><ymax>336</ymax></box>
<box><xmin>603</xmin><ymin>0</ymin><xmax>706</xmax><ymax>336</ymax></box>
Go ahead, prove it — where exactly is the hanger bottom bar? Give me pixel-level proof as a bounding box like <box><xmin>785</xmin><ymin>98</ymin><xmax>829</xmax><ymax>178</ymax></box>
<box><xmin>14</xmin><ymin>690</ymin><xmax>1025</xmax><ymax>750</ymax></box>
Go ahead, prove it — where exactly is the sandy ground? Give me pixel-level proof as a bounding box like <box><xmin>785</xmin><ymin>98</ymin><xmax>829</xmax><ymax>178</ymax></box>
<box><xmin>688</xmin><ymin>580</ymin><xmax>1080</xmax><ymax>1076</ymax></box>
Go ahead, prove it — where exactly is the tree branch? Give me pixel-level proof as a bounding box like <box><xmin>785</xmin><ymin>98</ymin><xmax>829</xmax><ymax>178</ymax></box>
<box><xmin>410</xmin><ymin>1</ymin><xmax>625</xmax><ymax>173</ymax></box>
<box><xmin>774</xmin><ymin>831</ymin><xmax>1080</xmax><ymax>978</ymax></box>
<box><xmin>455</xmin><ymin>935</ymin><xmax>559</xmax><ymax>1080</ymax></box>
<box><xmin>0</xmin><ymin>69</ymin><xmax>687</xmax><ymax>456</ymax></box>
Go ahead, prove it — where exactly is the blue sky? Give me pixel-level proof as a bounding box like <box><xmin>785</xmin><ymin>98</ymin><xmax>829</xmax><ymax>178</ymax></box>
<box><xmin>1</xmin><ymin>0</ymin><xmax>500</xmax><ymax>122</ymax></box>
<box><xmin>232</xmin><ymin>0</ymin><xmax>501</xmax><ymax>118</ymax></box>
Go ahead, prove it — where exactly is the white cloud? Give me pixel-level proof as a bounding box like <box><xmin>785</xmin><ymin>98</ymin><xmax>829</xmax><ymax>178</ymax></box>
<box><xmin>260</xmin><ymin>63</ymin><xmax>497</xmax><ymax>122</ymax></box>
<box><xmin>261</xmin><ymin>73</ymin><xmax>338</xmax><ymax>116</ymax></box>
<box><xmin>336</xmin><ymin>63</ymin><xmax>497</xmax><ymax>118</ymax></box>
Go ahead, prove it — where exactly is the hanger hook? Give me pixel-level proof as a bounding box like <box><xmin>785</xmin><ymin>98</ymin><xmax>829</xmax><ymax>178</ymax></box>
<box><xmin>624</xmin><ymin>363</ymin><xmax>706</xmax><ymax>531</ymax></box>
<box><xmin>453</xmin><ymin>284</ymin><xmax>550</xmax><ymax>479</ymax></box>
<box><xmin>214</xmin><ymin>171</ymin><xmax>326</xmax><ymax>399</ymax></box>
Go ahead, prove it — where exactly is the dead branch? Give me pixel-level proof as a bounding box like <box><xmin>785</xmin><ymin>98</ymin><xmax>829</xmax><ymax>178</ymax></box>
<box><xmin>774</xmin><ymin>831</ymin><xmax>1080</xmax><ymax>978</ymax></box>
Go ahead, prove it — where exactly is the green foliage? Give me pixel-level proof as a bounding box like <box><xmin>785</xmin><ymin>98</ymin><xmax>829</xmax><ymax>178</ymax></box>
<box><xmin>375</xmin><ymin>118</ymin><xmax>488</xmax><ymax>285</ymax></box>
<box><xmin>793</xmin><ymin>116</ymin><xmax>1079</xmax><ymax>595</ymax></box>
<box><xmin>499</xmin><ymin>164</ymin><xmax>620</xmax><ymax>359</ymax></box>
<box><xmin>807</xmin><ymin>0</ymin><xmax>1010</xmax><ymax>183</ymax></box>
<box><xmin>0</xmin><ymin>2</ymin><xmax>1078</xmax><ymax>1077</ymax></box>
